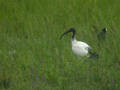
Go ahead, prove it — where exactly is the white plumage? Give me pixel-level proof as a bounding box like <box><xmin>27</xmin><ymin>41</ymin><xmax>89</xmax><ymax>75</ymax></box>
<box><xmin>60</xmin><ymin>28</ymin><xmax>92</xmax><ymax>57</ymax></box>
<box><xmin>72</xmin><ymin>39</ymin><xmax>91</xmax><ymax>56</ymax></box>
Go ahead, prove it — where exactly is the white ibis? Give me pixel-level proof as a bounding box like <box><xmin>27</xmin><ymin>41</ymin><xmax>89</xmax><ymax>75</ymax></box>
<box><xmin>60</xmin><ymin>28</ymin><xmax>97</xmax><ymax>57</ymax></box>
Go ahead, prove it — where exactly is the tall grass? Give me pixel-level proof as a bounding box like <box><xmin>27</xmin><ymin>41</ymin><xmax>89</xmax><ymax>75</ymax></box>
<box><xmin>0</xmin><ymin>0</ymin><xmax>120</xmax><ymax>89</ymax></box>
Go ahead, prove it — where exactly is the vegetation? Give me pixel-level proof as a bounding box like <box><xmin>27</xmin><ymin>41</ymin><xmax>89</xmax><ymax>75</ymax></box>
<box><xmin>0</xmin><ymin>0</ymin><xmax>120</xmax><ymax>89</ymax></box>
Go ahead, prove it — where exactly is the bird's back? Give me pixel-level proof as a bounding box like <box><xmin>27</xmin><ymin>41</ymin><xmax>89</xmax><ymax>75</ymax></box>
<box><xmin>72</xmin><ymin>40</ymin><xmax>91</xmax><ymax>56</ymax></box>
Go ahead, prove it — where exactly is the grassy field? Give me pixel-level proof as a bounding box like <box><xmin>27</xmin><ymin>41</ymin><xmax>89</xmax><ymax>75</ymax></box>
<box><xmin>0</xmin><ymin>0</ymin><xmax>120</xmax><ymax>89</ymax></box>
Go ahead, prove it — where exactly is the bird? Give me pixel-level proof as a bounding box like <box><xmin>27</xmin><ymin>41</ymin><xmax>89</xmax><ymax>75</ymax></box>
<box><xmin>97</xmin><ymin>28</ymin><xmax>107</xmax><ymax>47</ymax></box>
<box><xmin>97</xmin><ymin>28</ymin><xmax>107</xmax><ymax>41</ymax></box>
<box><xmin>60</xmin><ymin>28</ymin><xmax>98</xmax><ymax>58</ymax></box>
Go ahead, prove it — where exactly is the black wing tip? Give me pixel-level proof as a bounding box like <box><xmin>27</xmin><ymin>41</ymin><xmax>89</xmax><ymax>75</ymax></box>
<box><xmin>89</xmin><ymin>52</ymin><xmax>99</xmax><ymax>59</ymax></box>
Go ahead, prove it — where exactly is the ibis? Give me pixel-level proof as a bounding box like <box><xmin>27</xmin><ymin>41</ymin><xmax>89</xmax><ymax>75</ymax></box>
<box><xmin>97</xmin><ymin>28</ymin><xmax>107</xmax><ymax>41</ymax></box>
<box><xmin>60</xmin><ymin>28</ymin><xmax>98</xmax><ymax>58</ymax></box>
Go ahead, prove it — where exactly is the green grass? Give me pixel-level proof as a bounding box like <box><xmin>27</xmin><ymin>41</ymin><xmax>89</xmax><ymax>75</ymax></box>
<box><xmin>0</xmin><ymin>0</ymin><xmax>120</xmax><ymax>89</ymax></box>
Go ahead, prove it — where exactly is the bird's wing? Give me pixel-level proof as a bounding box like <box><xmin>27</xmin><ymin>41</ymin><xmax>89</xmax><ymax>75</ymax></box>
<box><xmin>76</xmin><ymin>41</ymin><xmax>91</xmax><ymax>51</ymax></box>
<box><xmin>78</xmin><ymin>41</ymin><xmax>91</xmax><ymax>47</ymax></box>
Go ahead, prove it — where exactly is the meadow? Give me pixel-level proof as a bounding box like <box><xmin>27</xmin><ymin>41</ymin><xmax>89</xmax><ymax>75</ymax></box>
<box><xmin>0</xmin><ymin>0</ymin><xmax>120</xmax><ymax>90</ymax></box>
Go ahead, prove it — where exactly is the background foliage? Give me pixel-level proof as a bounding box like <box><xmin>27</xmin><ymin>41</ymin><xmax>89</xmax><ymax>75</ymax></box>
<box><xmin>0</xmin><ymin>0</ymin><xmax>120</xmax><ymax>89</ymax></box>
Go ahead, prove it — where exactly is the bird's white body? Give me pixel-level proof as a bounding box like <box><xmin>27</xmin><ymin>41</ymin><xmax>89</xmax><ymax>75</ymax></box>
<box><xmin>60</xmin><ymin>28</ymin><xmax>92</xmax><ymax>57</ymax></box>
<box><xmin>72</xmin><ymin>39</ymin><xmax>91</xmax><ymax>56</ymax></box>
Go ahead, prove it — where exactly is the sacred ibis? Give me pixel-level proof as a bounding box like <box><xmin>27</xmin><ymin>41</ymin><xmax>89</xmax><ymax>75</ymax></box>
<box><xmin>60</xmin><ymin>28</ymin><xmax>98</xmax><ymax>58</ymax></box>
<box><xmin>97</xmin><ymin>28</ymin><xmax>107</xmax><ymax>41</ymax></box>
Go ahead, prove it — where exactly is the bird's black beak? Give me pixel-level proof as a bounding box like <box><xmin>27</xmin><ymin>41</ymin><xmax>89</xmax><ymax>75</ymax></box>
<box><xmin>59</xmin><ymin>28</ymin><xmax>76</xmax><ymax>39</ymax></box>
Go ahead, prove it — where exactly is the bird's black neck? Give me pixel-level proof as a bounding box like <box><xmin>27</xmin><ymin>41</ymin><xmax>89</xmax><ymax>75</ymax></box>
<box><xmin>71</xmin><ymin>28</ymin><xmax>76</xmax><ymax>40</ymax></box>
<box><xmin>60</xmin><ymin>28</ymin><xmax>76</xmax><ymax>40</ymax></box>
<box><xmin>102</xmin><ymin>28</ymin><xmax>107</xmax><ymax>33</ymax></box>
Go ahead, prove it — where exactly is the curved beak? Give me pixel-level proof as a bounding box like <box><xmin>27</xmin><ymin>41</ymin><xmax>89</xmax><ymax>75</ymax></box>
<box><xmin>59</xmin><ymin>30</ymin><xmax>70</xmax><ymax>39</ymax></box>
<box><xmin>59</xmin><ymin>28</ymin><xmax>75</xmax><ymax>39</ymax></box>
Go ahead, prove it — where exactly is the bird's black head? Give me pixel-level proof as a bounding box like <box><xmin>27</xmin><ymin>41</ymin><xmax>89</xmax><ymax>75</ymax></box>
<box><xmin>102</xmin><ymin>28</ymin><xmax>107</xmax><ymax>33</ymax></box>
<box><xmin>60</xmin><ymin>28</ymin><xmax>76</xmax><ymax>39</ymax></box>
